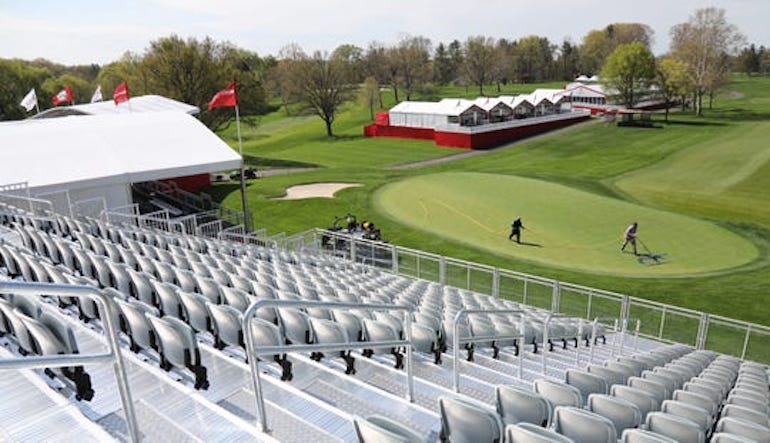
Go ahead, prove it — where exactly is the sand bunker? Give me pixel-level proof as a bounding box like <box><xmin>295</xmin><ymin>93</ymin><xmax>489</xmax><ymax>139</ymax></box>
<box><xmin>275</xmin><ymin>182</ymin><xmax>363</xmax><ymax>200</ymax></box>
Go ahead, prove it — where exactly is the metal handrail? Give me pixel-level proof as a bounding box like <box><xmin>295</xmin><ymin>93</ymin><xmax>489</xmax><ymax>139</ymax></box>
<box><xmin>452</xmin><ymin>308</ymin><xmax>526</xmax><ymax>392</ymax></box>
<box><xmin>0</xmin><ymin>281</ymin><xmax>139</xmax><ymax>443</ymax></box>
<box><xmin>242</xmin><ymin>299</ymin><xmax>416</xmax><ymax>434</ymax></box>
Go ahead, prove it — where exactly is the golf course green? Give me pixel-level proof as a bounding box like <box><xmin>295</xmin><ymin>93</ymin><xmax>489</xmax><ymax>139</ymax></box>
<box><xmin>376</xmin><ymin>172</ymin><xmax>758</xmax><ymax>276</ymax></box>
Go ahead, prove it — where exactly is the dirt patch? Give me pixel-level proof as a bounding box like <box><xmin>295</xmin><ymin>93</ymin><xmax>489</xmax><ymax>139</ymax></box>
<box><xmin>274</xmin><ymin>182</ymin><xmax>363</xmax><ymax>200</ymax></box>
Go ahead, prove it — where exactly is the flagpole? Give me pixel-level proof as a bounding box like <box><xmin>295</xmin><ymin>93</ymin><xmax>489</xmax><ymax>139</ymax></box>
<box><xmin>235</xmin><ymin>104</ymin><xmax>251</xmax><ymax>232</ymax></box>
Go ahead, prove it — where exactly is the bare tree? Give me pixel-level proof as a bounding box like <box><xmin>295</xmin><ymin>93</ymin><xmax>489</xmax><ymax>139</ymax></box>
<box><xmin>462</xmin><ymin>36</ymin><xmax>497</xmax><ymax>95</ymax></box>
<box><xmin>670</xmin><ymin>7</ymin><xmax>745</xmax><ymax>116</ymax></box>
<box><xmin>295</xmin><ymin>50</ymin><xmax>352</xmax><ymax>137</ymax></box>
<box><xmin>395</xmin><ymin>35</ymin><xmax>432</xmax><ymax>101</ymax></box>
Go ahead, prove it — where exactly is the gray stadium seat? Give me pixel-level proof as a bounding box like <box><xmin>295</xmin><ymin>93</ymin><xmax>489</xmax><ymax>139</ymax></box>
<box><xmin>496</xmin><ymin>384</ymin><xmax>551</xmax><ymax>428</ymax></box>
<box><xmin>220</xmin><ymin>286</ymin><xmax>251</xmax><ymax>312</ymax></box>
<box><xmin>587</xmin><ymin>364</ymin><xmax>627</xmax><ymax>387</ymax></box>
<box><xmin>277</xmin><ymin>308</ymin><xmax>313</xmax><ymax>345</ymax></box>
<box><xmin>206</xmin><ymin>302</ymin><xmax>244</xmax><ymax>349</ymax></box>
<box><xmin>683</xmin><ymin>381</ymin><xmax>723</xmax><ymax>406</ymax></box>
<box><xmin>660</xmin><ymin>400</ymin><xmax>712</xmax><ymax>433</ymax></box>
<box><xmin>672</xmin><ymin>389</ymin><xmax>719</xmax><ymax>418</ymax></box>
<box><xmin>710</xmin><ymin>432</ymin><xmax>763</xmax><ymax>443</ymax></box>
<box><xmin>176</xmin><ymin>291</ymin><xmax>210</xmax><ymax>333</ymax></box>
<box><xmin>641</xmin><ymin>370</ymin><xmax>680</xmax><ymax>394</ymax></box>
<box><xmin>152</xmin><ymin>281</ymin><xmax>184</xmax><ymax>318</ymax></box>
<box><xmin>566</xmin><ymin>369</ymin><xmax>608</xmax><ymax>404</ymax></box>
<box><xmin>438</xmin><ymin>396</ymin><xmax>504</xmax><ymax>443</ymax></box>
<box><xmin>644</xmin><ymin>412</ymin><xmax>705</xmax><ymax>443</ymax></box>
<box><xmin>115</xmin><ymin>298</ymin><xmax>158</xmax><ymax>353</ymax></box>
<box><xmin>628</xmin><ymin>376</ymin><xmax>670</xmax><ymax>405</ymax></box>
<box><xmin>726</xmin><ymin>393</ymin><xmax>770</xmax><ymax>414</ymax></box>
<box><xmin>146</xmin><ymin>314</ymin><xmax>209</xmax><ymax>390</ymax></box>
<box><xmin>126</xmin><ymin>268</ymin><xmax>156</xmax><ymax>306</ymax></box>
<box><xmin>611</xmin><ymin>385</ymin><xmax>660</xmax><ymax>421</ymax></box>
<box><xmin>721</xmin><ymin>404</ymin><xmax>770</xmax><ymax>428</ymax></box>
<box><xmin>362</xmin><ymin>318</ymin><xmax>403</xmax><ymax>369</ymax></box>
<box><xmin>553</xmin><ymin>406</ymin><xmax>617</xmax><ymax>443</ymax></box>
<box><xmin>411</xmin><ymin>322</ymin><xmax>442</xmax><ymax>364</ymax></box>
<box><xmin>534</xmin><ymin>379</ymin><xmax>583</xmax><ymax>409</ymax></box>
<box><xmin>248</xmin><ymin>317</ymin><xmax>292</xmax><ymax>381</ymax></box>
<box><xmin>620</xmin><ymin>429</ymin><xmax>679</xmax><ymax>443</ymax></box>
<box><xmin>353</xmin><ymin>415</ymin><xmax>423</xmax><ymax>443</ymax></box>
<box><xmin>309</xmin><ymin>317</ymin><xmax>355</xmax><ymax>375</ymax></box>
<box><xmin>587</xmin><ymin>393</ymin><xmax>642</xmax><ymax>436</ymax></box>
<box><xmin>714</xmin><ymin>417</ymin><xmax>770</xmax><ymax>442</ymax></box>
<box><xmin>505</xmin><ymin>422</ymin><xmax>574</xmax><ymax>443</ymax></box>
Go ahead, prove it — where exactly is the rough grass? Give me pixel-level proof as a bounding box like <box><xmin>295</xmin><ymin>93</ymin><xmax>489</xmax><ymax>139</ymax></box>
<box><xmin>210</xmin><ymin>76</ymin><xmax>770</xmax><ymax>331</ymax></box>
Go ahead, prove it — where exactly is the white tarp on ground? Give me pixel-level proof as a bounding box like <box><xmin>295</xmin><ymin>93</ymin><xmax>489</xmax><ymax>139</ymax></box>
<box><xmin>31</xmin><ymin>95</ymin><xmax>200</xmax><ymax>119</ymax></box>
<box><xmin>0</xmin><ymin>111</ymin><xmax>241</xmax><ymax>208</ymax></box>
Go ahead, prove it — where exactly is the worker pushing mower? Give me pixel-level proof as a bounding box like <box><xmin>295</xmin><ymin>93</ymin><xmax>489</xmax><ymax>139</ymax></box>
<box><xmin>621</xmin><ymin>221</ymin><xmax>664</xmax><ymax>264</ymax></box>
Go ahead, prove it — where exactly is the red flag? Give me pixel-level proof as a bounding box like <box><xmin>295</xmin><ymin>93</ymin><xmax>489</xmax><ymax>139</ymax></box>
<box><xmin>52</xmin><ymin>86</ymin><xmax>73</xmax><ymax>106</ymax></box>
<box><xmin>208</xmin><ymin>81</ymin><xmax>237</xmax><ymax>110</ymax></box>
<box><xmin>113</xmin><ymin>81</ymin><xmax>129</xmax><ymax>105</ymax></box>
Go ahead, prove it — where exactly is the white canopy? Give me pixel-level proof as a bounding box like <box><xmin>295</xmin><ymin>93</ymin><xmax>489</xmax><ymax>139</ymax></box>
<box><xmin>32</xmin><ymin>95</ymin><xmax>200</xmax><ymax>119</ymax></box>
<box><xmin>0</xmin><ymin>111</ymin><xmax>240</xmax><ymax>199</ymax></box>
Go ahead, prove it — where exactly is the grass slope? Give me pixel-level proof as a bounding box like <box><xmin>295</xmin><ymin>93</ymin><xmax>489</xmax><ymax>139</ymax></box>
<box><xmin>376</xmin><ymin>172</ymin><xmax>757</xmax><ymax>276</ymax></box>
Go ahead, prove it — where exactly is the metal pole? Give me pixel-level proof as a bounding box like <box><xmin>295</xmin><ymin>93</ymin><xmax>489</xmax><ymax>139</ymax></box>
<box><xmin>542</xmin><ymin>314</ymin><xmax>551</xmax><ymax>375</ymax></box>
<box><xmin>235</xmin><ymin>104</ymin><xmax>251</xmax><ymax>232</ymax></box>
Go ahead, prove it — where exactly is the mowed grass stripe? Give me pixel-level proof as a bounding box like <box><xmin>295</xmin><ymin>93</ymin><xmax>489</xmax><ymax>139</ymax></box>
<box><xmin>614</xmin><ymin>120</ymin><xmax>770</xmax><ymax>225</ymax></box>
<box><xmin>376</xmin><ymin>172</ymin><xmax>758</xmax><ymax>277</ymax></box>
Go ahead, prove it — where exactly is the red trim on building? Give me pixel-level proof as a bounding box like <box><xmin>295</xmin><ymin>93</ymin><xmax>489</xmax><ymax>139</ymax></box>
<box><xmin>365</xmin><ymin>114</ymin><xmax>590</xmax><ymax>149</ymax></box>
<box><xmin>162</xmin><ymin>173</ymin><xmax>211</xmax><ymax>192</ymax></box>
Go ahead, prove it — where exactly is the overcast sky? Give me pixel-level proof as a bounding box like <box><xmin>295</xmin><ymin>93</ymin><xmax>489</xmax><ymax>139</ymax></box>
<box><xmin>1</xmin><ymin>0</ymin><xmax>767</xmax><ymax>66</ymax></box>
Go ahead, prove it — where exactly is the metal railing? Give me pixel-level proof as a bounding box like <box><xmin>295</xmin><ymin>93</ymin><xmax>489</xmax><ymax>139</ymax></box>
<box><xmin>242</xmin><ymin>299</ymin><xmax>416</xmax><ymax>434</ymax></box>
<box><xmin>0</xmin><ymin>281</ymin><xmax>139</xmax><ymax>443</ymax></box>
<box><xmin>452</xmin><ymin>309</ymin><xmax>526</xmax><ymax>393</ymax></box>
<box><xmin>302</xmin><ymin>228</ymin><xmax>770</xmax><ymax>364</ymax></box>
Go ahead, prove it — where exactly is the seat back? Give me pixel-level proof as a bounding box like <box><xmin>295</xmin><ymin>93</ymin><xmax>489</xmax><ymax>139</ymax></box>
<box><xmin>438</xmin><ymin>396</ymin><xmax>503</xmax><ymax>443</ymax></box>
<box><xmin>362</xmin><ymin>318</ymin><xmax>398</xmax><ymax>355</ymax></box>
<box><xmin>628</xmin><ymin>376</ymin><xmax>669</xmax><ymax>405</ymax></box>
<box><xmin>566</xmin><ymin>369</ymin><xmax>608</xmax><ymax>404</ymax></box>
<box><xmin>620</xmin><ymin>429</ymin><xmax>679</xmax><ymax>443</ymax></box>
<box><xmin>353</xmin><ymin>415</ymin><xmax>423</xmax><ymax>443</ymax></box>
<box><xmin>715</xmin><ymin>417</ymin><xmax>770</xmax><ymax>442</ymax></box>
<box><xmin>534</xmin><ymin>379</ymin><xmax>582</xmax><ymax>409</ymax></box>
<box><xmin>206</xmin><ymin>303</ymin><xmax>244</xmax><ymax>348</ymax></box>
<box><xmin>587</xmin><ymin>393</ymin><xmax>642</xmax><ymax>436</ymax></box>
<box><xmin>611</xmin><ymin>385</ymin><xmax>660</xmax><ymax>421</ymax></box>
<box><xmin>672</xmin><ymin>389</ymin><xmax>719</xmax><ymax>418</ymax></box>
<box><xmin>220</xmin><ymin>286</ymin><xmax>250</xmax><ymax>312</ymax></box>
<box><xmin>496</xmin><ymin>385</ymin><xmax>551</xmax><ymax>427</ymax></box>
<box><xmin>710</xmin><ymin>432</ymin><xmax>763</xmax><ymax>442</ymax></box>
<box><xmin>587</xmin><ymin>364</ymin><xmax>627</xmax><ymax>387</ymax></box>
<box><xmin>177</xmin><ymin>291</ymin><xmax>210</xmax><ymax>333</ymax></box>
<box><xmin>115</xmin><ymin>299</ymin><xmax>157</xmax><ymax>351</ymax></box>
<box><xmin>720</xmin><ymin>404</ymin><xmax>770</xmax><ymax>428</ymax></box>
<box><xmin>553</xmin><ymin>406</ymin><xmax>617</xmax><ymax>443</ymax></box>
<box><xmin>277</xmin><ymin>308</ymin><xmax>312</xmax><ymax>345</ymax></box>
<box><xmin>504</xmin><ymin>422</ymin><xmax>574</xmax><ymax>443</ymax></box>
<box><xmin>309</xmin><ymin>317</ymin><xmax>349</xmax><ymax>345</ymax></box>
<box><xmin>645</xmin><ymin>412</ymin><xmax>705</xmax><ymax>443</ymax></box>
<box><xmin>660</xmin><ymin>400</ymin><xmax>711</xmax><ymax>431</ymax></box>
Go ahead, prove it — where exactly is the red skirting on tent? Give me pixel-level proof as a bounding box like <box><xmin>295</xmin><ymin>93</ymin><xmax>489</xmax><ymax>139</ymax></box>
<box><xmin>365</xmin><ymin>114</ymin><xmax>589</xmax><ymax>149</ymax></box>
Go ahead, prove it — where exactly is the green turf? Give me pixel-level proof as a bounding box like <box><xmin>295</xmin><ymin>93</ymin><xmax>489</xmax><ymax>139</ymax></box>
<box><xmin>209</xmin><ymin>76</ymin><xmax>770</xmax><ymax>331</ymax></box>
<box><xmin>376</xmin><ymin>172</ymin><xmax>758</xmax><ymax>276</ymax></box>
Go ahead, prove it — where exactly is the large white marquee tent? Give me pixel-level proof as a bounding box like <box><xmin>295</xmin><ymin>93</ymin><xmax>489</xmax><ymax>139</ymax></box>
<box><xmin>0</xmin><ymin>111</ymin><xmax>241</xmax><ymax>211</ymax></box>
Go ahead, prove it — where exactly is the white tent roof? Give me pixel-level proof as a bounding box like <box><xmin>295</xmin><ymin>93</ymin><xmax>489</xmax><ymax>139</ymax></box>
<box><xmin>390</xmin><ymin>99</ymin><xmax>481</xmax><ymax>116</ymax></box>
<box><xmin>0</xmin><ymin>111</ymin><xmax>240</xmax><ymax>191</ymax></box>
<box><xmin>32</xmin><ymin>95</ymin><xmax>200</xmax><ymax>119</ymax></box>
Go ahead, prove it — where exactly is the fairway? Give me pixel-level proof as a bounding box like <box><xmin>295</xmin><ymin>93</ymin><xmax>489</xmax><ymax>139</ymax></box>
<box><xmin>375</xmin><ymin>172</ymin><xmax>758</xmax><ymax>277</ymax></box>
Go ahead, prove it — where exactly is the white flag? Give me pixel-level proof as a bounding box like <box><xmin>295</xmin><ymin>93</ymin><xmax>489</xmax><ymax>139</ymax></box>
<box><xmin>91</xmin><ymin>85</ymin><xmax>103</xmax><ymax>103</ymax></box>
<box><xmin>20</xmin><ymin>88</ymin><xmax>37</xmax><ymax>112</ymax></box>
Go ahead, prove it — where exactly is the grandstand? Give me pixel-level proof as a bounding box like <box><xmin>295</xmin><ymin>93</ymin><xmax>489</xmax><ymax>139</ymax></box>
<box><xmin>1</xmin><ymin>188</ymin><xmax>769</xmax><ymax>442</ymax></box>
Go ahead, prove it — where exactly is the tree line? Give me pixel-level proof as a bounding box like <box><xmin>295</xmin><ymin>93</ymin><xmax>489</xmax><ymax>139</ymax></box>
<box><xmin>0</xmin><ymin>7</ymin><xmax>762</xmax><ymax>134</ymax></box>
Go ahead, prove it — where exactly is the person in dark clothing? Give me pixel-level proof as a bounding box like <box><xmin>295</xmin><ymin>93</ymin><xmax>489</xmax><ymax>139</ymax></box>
<box><xmin>509</xmin><ymin>217</ymin><xmax>524</xmax><ymax>243</ymax></box>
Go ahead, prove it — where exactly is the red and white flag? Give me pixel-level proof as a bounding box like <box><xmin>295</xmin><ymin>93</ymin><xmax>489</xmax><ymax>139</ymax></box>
<box><xmin>208</xmin><ymin>81</ymin><xmax>237</xmax><ymax>110</ymax></box>
<box><xmin>52</xmin><ymin>86</ymin><xmax>73</xmax><ymax>106</ymax></box>
<box><xmin>113</xmin><ymin>81</ymin><xmax>129</xmax><ymax>105</ymax></box>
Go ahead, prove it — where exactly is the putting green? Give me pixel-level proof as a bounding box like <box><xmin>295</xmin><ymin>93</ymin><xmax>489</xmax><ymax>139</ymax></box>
<box><xmin>375</xmin><ymin>172</ymin><xmax>758</xmax><ymax>277</ymax></box>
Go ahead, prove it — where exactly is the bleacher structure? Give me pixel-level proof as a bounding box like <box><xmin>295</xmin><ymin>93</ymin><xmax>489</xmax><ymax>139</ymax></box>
<box><xmin>1</xmin><ymin>192</ymin><xmax>769</xmax><ymax>442</ymax></box>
